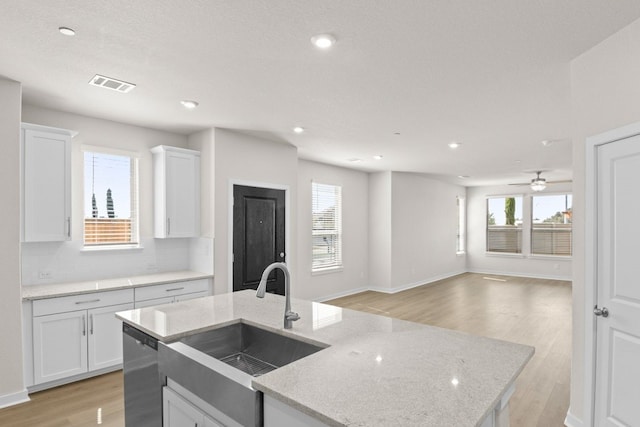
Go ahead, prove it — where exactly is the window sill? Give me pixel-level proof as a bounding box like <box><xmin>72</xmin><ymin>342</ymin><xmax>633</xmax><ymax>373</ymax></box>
<box><xmin>485</xmin><ymin>252</ymin><xmax>525</xmax><ymax>258</ymax></box>
<box><xmin>529</xmin><ymin>254</ymin><xmax>572</xmax><ymax>261</ymax></box>
<box><xmin>81</xmin><ymin>244</ymin><xmax>144</xmax><ymax>253</ymax></box>
<box><xmin>312</xmin><ymin>266</ymin><xmax>344</xmax><ymax>276</ymax></box>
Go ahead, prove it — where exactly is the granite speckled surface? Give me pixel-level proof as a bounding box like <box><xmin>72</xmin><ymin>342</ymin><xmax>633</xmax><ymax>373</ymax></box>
<box><xmin>116</xmin><ymin>290</ymin><xmax>534</xmax><ymax>427</ymax></box>
<box><xmin>21</xmin><ymin>270</ymin><xmax>212</xmax><ymax>300</ymax></box>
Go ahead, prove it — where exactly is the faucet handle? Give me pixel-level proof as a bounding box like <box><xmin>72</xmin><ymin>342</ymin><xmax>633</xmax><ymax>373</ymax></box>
<box><xmin>285</xmin><ymin>311</ymin><xmax>300</xmax><ymax>322</ymax></box>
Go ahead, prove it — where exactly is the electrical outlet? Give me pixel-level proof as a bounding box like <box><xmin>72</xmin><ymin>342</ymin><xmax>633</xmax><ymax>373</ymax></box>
<box><xmin>38</xmin><ymin>270</ymin><xmax>52</xmax><ymax>280</ymax></box>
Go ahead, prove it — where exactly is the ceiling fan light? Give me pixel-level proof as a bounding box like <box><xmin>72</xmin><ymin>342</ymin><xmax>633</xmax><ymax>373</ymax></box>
<box><xmin>530</xmin><ymin>179</ymin><xmax>546</xmax><ymax>191</ymax></box>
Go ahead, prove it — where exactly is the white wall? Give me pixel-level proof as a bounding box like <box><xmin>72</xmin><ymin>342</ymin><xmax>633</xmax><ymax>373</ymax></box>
<box><xmin>466</xmin><ymin>184</ymin><xmax>572</xmax><ymax>281</ymax></box>
<box><xmin>389</xmin><ymin>172</ymin><xmax>466</xmax><ymax>291</ymax></box>
<box><xmin>0</xmin><ymin>78</ymin><xmax>27</xmax><ymax>407</ymax></box>
<box><xmin>20</xmin><ymin>105</ymin><xmax>206</xmax><ymax>284</ymax></box>
<box><xmin>296</xmin><ymin>160</ymin><xmax>369</xmax><ymax>301</ymax></box>
<box><xmin>188</xmin><ymin>128</ymin><xmax>215</xmax><ymax>238</ymax></box>
<box><xmin>213</xmin><ymin>129</ymin><xmax>298</xmax><ymax>295</ymax></box>
<box><xmin>568</xmin><ymin>16</ymin><xmax>640</xmax><ymax>425</ymax></box>
<box><xmin>368</xmin><ymin>172</ymin><xmax>392</xmax><ymax>291</ymax></box>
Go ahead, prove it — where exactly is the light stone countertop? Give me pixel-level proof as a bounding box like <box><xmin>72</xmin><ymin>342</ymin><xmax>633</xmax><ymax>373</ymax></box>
<box><xmin>21</xmin><ymin>270</ymin><xmax>213</xmax><ymax>300</ymax></box>
<box><xmin>116</xmin><ymin>290</ymin><xmax>534</xmax><ymax>427</ymax></box>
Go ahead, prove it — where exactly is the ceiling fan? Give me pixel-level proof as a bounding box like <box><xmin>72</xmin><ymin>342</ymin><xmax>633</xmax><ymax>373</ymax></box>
<box><xmin>509</xmin><ymin>171</ymin><xmax>572</xmax><ymax>192</ymax></box>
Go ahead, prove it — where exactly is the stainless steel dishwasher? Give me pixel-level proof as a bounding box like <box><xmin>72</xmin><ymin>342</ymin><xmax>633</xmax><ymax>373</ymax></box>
<box><xmin>123</xmin><ymin>323</ymin><xmax>163</xmax><ymax>427</ymax></box>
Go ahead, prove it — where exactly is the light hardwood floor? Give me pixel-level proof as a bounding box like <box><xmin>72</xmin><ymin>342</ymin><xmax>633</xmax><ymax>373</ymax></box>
<box><xmin>0</xmin><ymin>272</ymin><xmax>571</xmax><ymax>427</ymax></box>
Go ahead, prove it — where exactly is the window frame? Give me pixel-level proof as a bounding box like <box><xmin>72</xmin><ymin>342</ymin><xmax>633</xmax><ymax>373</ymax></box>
<box><xmin>456</xmin><ymin>196</ymin><xmax>466</xmax><ymax>254</ymax></box>
<box><xmin>530</xmin><ymin>193</ymin><xmax>572</xmax><ymax>257</ymax></box>
<box><xmin>311</xmin><ymin>181</ymin><xmax>343</xmax><ymax>273</ymax></box>
<box><xmin>486</xmin><ymin>195</ymin><xmax>524</xmax><ymax>254</ymax></box>
<box><xmin>82</xmin><ymin>145</ymin><xmax>140</xmax><ymax>249</ymax></box>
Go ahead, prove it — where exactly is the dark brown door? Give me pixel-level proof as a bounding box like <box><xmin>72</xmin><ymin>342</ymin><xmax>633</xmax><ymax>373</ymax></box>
<box><xmin>233</xmin><ymin>185</ymin><xmax>286</xmax><ymax>295</ymax></box>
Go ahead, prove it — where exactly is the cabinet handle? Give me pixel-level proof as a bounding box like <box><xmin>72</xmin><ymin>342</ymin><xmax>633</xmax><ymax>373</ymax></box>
<box><xmin>90</xmin><ymin>314</ymin><xmax>94</xmax><ymax>335</ymax></box>
<box><xmin>82</xmin><ymin>315</ymin><xmax>86</xmax><ymax>336</ymax></box>
<box><xmin>75</xmin><ymin>299</ymin><xmax>100</xmax><ymax>305</ymax></box>
<box><xmin>167</xmin><ymin>217</ymin><xmax>171</xmax><ymax>236</ymax></box>
<box><xmin>67</xmin><ymin>217</ymin><xmax>71</xmax><ymax>238</ymax></box>
<box><xmin>165</xmin><ymin>287</ymin><xmax>185</xmax><ymax>292</ymax></box>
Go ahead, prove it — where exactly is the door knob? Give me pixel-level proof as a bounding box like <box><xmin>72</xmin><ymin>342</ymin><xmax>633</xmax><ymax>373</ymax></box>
<box><xmin>594</xmin><ymin>306</ymin><xmax>609</xmax><ymax>318</ymax></box>
<box><xmin>279</xmin><ymin>252</ymin><xmax>285</xmax><ymax>258</ymax></box>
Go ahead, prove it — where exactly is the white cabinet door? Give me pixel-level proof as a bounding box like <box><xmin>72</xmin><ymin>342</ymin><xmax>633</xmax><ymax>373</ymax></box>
<box><xmin>88</xmin><ymin>302</ymin><xmax>133</xmax><ymax>371</ymax></box>
<box><xmin>152</xmin><ymin>145</ymin><xmax>200</xmax><ymax>238</ymax></box>
<box><xmin>33</xmin><ymin>310</ymin><xmax>87</xmax><ymax>384</ymax></box>
<box><xmin>166</xmin><ymin>150</ymin><xmax>200</xmax><ymax>237</ymax></box>
<box><xmin>163</xmin><ymin>387</ymin><xmax>204</xmax><ymax>427</ymax></box>
<box><xmin>22</xmin><ymin>127</ymin><xmax>72</xmax><ymax>242</ymax></box>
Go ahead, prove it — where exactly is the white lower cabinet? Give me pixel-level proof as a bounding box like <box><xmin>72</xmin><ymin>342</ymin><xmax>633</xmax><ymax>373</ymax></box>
<box><xmin>134</xmin><ymin>279</ymin><xmax>210</xmax><ymax>308</ymax></box>
<box><xmin>163</xmin><ymin>387</ymin><xmax>223</xmax><ymax>427</ymax></box>
<box><xmin>33</xmin><ymin>310</ymin><xmax>87</xmax><ymax>383</ymax></box>
<box><xmin>25</xmin><ymin>277</ymin><xmax>211</xmax><ymax>390</ymax></box>
<box><xmin>31</xmin><ymin>289</ymin><xmax>133</xmax><ymax>386</ymax></box>
<box><xmin>264</xmin><ymin>394</ymin><xmax>329</xmax><ymax>427</ymax></box>
<box><xmin>88</xmin><ymin>303</ymin><xmax>133</xmax><ymax>371</ymax></box>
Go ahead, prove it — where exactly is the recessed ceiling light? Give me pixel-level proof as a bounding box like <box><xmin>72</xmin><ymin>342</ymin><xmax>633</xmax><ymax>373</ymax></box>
<box><xmin>293</xmin><ymin>126</ymin><xmax>305</xmax><ymax>134</ymax></box>
<box><xmin>58</xmin><ymin>26</ymin><xmax>75</xmax><ymax>36</ymax></box>
<box><xmin>541</xmin><ymin>139</ymin><xmax>553</xmax><ymax>146</ymax></box>
<box><xmin>311</xmin><ymin>34</ymin><xmax>336</xmax><ymax>49</ymax></box>
<box><xmin>373</xmin><ymin>155</ymin><xmax>383</xmax><ymax>160</ymax></box>
<box><xmin>458</xmin><ymin>175</ymin><xmax>470</xmax><ymax>179</ymax></box>
<box><xmin>448</xmin><ymin>142</ymin><xmax>460</xmax><ymax>149</ymax></box>
<box><xmin>348</xmin><ymin>158</ymin><xmax>362</xmax><ymax>163</ymax></box>
<box><xmin>180</xmin><ymin>100</ymin><xmax>199</xmax><ymax>109</ymax></box>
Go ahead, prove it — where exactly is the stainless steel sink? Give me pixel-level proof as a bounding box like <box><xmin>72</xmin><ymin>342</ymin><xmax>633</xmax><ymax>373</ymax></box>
<box><xmin>158</xmin><ymin>322</ymin><xmax>327</xmax><ymax>427</ymax></box>
<box><xmin>180</xmin><ymin>322</ymin><xmax>325</xmax><ymax>376</ymax></box>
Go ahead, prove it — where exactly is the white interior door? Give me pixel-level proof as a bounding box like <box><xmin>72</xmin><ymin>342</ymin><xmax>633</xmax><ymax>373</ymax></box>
<box><xmin>594</xmin><ymin>134</ymin><xmax>640</xmax><ymax>426</ymax></box>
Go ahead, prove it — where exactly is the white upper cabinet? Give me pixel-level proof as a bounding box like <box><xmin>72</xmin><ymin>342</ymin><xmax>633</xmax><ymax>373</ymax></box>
<box><xmin>151</xmin><ymin>145</ymin><xmax>201</xmax><ymax>238</ymax></box>
<box><xmin>21</xmin><ymin>123</ymin><xmax>75</xmax><ymax>242</ymax></box>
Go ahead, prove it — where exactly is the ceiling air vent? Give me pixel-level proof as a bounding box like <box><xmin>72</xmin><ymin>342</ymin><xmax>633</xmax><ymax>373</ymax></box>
<box><xmin>89</xmin><ymin>74</ymin><xmax>136</xmax><ymax>93</ymax></box>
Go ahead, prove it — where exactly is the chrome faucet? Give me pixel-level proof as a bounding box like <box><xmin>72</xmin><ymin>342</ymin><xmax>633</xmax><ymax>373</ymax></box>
<box><xmin>256</xmin><ymin>262</ymin><xmax>300</xmax><ymax>329</ymax></box>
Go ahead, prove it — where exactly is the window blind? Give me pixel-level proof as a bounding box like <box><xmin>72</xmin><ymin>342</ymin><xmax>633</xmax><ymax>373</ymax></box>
<box><xmin>531</xmin><ymin>194</ymin><xmax>572</xmax><ymax>256</ymax></box>
<box><xmin>83</xmin><ymin>151</ymin><xmax>139</xmax><ymax>246</ymax></box>
<box><xmin>487</xmin><ymin>226</ymin><xmax>523</xmax><ymax>253</ymax></box>
<box><xmin>457</xmin><ymin>197</ymin><xmax>466</xmax><ymax>253</ymax></box>
<box><xmin>312</xmin><ymin>182</ymin><xmax>342</xmax><ymax>271</ymax></box>
<box><xmin>486</xmin><ymin>196</ymin><xmax>523</xmax><ymax>254</ymax></box>
<box><xmin>531</xmin><ymin>224</ymin><xmax>572</xmax><ymax>255</ymax></box>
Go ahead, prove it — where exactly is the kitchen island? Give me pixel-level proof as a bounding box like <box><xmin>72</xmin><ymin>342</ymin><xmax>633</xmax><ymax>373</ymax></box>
<box><xmin>116</xmin><ymin>290</ymin><xmax>533</xmax><ymax>427</ymax></box>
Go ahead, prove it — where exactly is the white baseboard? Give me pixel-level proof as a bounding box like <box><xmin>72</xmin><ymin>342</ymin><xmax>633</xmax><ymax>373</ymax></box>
<box><xmin>564</xmin><ymin>409</ymin><xmax>583</xmax><ymax>427</ymax></box>
<box><xmin>316</xmin><ymin>268</ymin><xmax>567</xmax><ymax>303</ymax></box>
<box><xmin>0</xmin><ymin>389</ymin><xmax>30</xmax><ymax>409</ymax></box>
<box><xmin>466</xmin><ymin>268</ymin><xmax>571</xmax><ymax>282</ymax></box>
<box><xmin>368</xmin><ymin>271</ymin><xmax>467</xmax><ymax>294</ymax></box>
<box><xmin>314</xmin><ymin>287</ymin><xmax>369</xmax><ymax>303</ymax></box>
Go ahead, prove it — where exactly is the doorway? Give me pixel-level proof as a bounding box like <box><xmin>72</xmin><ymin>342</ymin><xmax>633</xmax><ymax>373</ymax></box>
<box><xmin>232</xmin><ymin>184</ymin><xmax>286</xmax><ymax>295</ymax></box>
<box><xmin>585</xmin><ymin>125</ymin><xmax>640</xmax><ymax>426</ymax></box>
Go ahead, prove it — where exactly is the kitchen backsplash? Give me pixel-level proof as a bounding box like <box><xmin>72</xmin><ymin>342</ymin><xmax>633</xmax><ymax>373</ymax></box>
<box><xmin>21</xmin><ymin>237</ymin><xmax>214</xmax><ymax>285</ymax></box>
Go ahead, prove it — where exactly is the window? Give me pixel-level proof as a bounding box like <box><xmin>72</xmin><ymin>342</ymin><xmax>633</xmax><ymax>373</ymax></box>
<box><xmin>312</xmin><ymin>182</ymin><xmax>342</xmax><ymax>272</ymax></box>
<box><xmin>531</xmin><ymin>194</ymin><xmax>572</xmax><ymax>256</ymax></box>
<box><xmin>83</xmin><ymin>149</ymin><xmax>139</xmax><ymax>246</ymax></box>
<box><xmin>486</xmin><ymin>196</ymin><xmax>523</xmax><ymax>253</ymax></box>
<box><xmin>456</xmin><ymin>196</ymin><xmax>466</xmax><ymax>253</ymax></box>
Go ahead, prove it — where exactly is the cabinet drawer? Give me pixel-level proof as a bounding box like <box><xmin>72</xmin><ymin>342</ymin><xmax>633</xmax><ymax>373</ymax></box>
<box><xmin>135</xmin><ymin>279</ymin><xmax>209</xmax><ymax>302</ymax></box>
<box><xmin>33</xmin><ymin>289</ymin><xmax>134</xmax><ymax>317</ymax></box>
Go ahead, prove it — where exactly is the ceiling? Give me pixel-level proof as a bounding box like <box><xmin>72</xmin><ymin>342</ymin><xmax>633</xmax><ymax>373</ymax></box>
<box><xmin>2</xmin><ymin>1</ymin><xmax>640</xmax><ymax>186</ymax></box>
